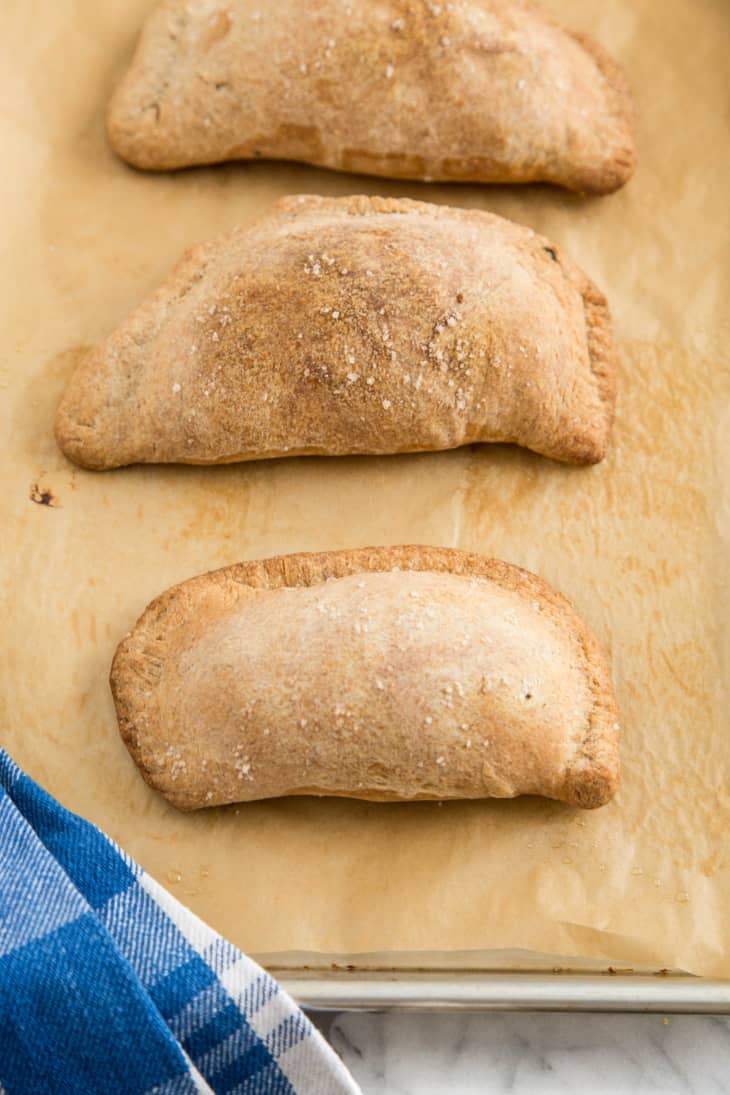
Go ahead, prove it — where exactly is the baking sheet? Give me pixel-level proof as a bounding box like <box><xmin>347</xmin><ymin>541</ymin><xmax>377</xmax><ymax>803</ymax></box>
<box><xmin>1</xmin><ymin>0</ymin><xmax>729</xmax><ymax>980</ymax></box>
<box><xmin>277</xmin><ymin>971</ymin><xmax>730</xmax><ymax>1014</ymax></box>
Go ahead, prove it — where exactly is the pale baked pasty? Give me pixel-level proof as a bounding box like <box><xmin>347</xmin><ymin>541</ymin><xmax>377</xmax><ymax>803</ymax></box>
<box><xmin>56</xmin><ymin>196</ymin><xmax>616</xmax><ymax>468</ymax></box>
<box><xmin>110</xmin><ymin>546</ymin><xmax>621</xmax><ymax>811</ymax></box>
<box><xmin>107</xmin><ymin>0</ymin><xmax>635</xmax><ymax>193</ymax></box>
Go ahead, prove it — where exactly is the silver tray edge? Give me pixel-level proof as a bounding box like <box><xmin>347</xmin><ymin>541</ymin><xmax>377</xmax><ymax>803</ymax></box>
<box><xmin>277</xmin><ymin>971</ymin><xmax>730</xmax><ymax>1013</ymax></box>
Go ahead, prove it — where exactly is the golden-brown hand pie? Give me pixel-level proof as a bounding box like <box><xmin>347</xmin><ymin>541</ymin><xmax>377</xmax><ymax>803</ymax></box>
<box><xmin>110</xmin><ymin>546</ymin><xmax>621</xmax><ymax>811</ymax></box>
<box><xmin>108</xmin><ymin>0</ymin><xmax>635</xmax><ymax>193</ymax></box>
<box><xmin>56</xmin><ymin>196</ymin><xmax>616</xmax><ymax>469</ymax></box>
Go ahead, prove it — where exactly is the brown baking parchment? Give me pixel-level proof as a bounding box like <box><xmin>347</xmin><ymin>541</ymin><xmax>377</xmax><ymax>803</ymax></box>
<box><xmin>1</xmin><ymin>0</ymin><xmax>729</xmax><ymax>979</ymax></box>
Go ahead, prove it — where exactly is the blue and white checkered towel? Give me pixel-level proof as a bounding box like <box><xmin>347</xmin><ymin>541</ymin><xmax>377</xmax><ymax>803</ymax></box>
<box><xmin>0</xmin><ymin>749</ymin><xmax>360</xmax><ymax>1095</ymax></box>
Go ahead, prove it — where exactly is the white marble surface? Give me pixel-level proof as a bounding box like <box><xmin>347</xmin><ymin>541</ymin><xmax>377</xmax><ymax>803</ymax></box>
<box><xmin>313</xmin><ymin>1011</ymin><xmax>730</xmax><ymax>1094</ymax></box>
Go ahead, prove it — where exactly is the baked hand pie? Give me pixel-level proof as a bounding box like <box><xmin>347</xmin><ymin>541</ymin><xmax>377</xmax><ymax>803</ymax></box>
<box><xmin>111</xmin><ymin>546</ymin><xmax>621</xmax><ymax>811</ymax></box>
<box><xmin>56</xmin><ymin>195</ymin><xmax>616</xmax><ymax>469</ymax></box>
<box><xmin>107</xmin><ymin>0</ymin><xmax>635</xmax><ymax>193</ymax></box>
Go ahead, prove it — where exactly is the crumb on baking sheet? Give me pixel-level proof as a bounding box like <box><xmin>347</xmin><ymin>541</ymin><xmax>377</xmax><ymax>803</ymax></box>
<box><xmin>29</xmin><ymin>482</ymin><xmax>59</xmax><ymax>507</ymax></box>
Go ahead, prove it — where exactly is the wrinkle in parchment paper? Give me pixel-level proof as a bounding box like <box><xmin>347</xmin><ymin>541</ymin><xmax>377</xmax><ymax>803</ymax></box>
<box><xmin>0</xmin><ymin>0</ymin><xmax>728</xmax><ymax>978</ymax></box>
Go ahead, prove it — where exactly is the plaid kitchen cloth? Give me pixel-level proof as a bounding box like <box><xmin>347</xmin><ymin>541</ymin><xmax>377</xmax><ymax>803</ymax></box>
<box><xmin>0</xmin><ymin>749</ymin><xmax>360</xmax><ymax>1095</ymax></box>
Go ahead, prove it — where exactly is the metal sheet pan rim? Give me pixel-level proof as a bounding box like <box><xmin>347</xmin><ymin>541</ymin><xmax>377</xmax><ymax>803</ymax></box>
<box><xmin>277</xmin><ymin>971</ymin><xmax>730</xmax><ymax>1014</ymax></box>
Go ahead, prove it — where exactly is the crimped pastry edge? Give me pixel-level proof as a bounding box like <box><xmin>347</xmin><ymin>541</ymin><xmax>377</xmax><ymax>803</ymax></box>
<box><xmin>566</xmin><ymin>29</ymin><xmax>637</xmax><ymax>194</ymax></box>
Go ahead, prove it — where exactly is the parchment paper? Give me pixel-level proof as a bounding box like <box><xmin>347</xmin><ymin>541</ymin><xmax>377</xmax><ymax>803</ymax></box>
<box><xmin>1</xmin><ymin>0</ymin><xmax>729</xmax><ymax>978</ymax></box>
